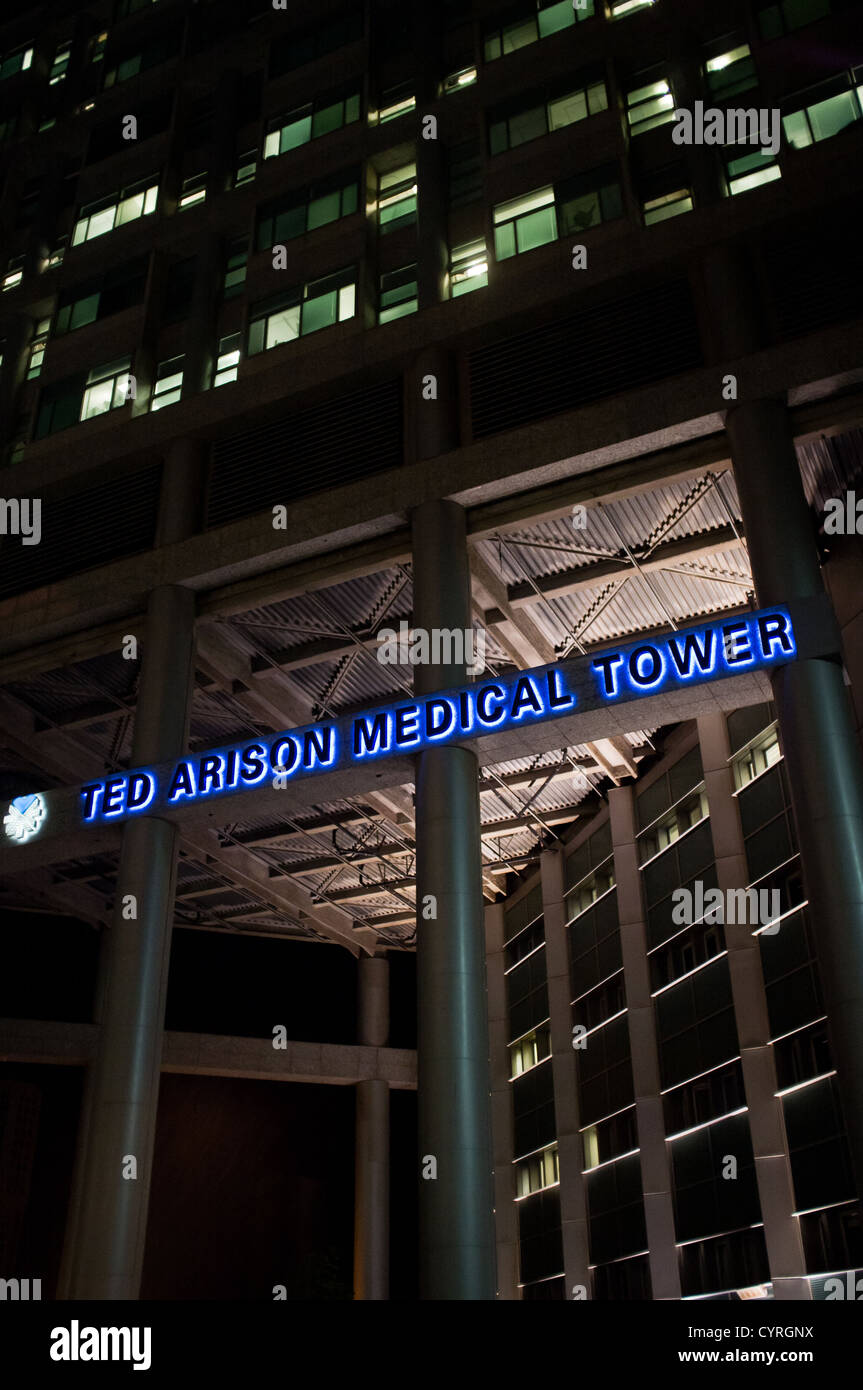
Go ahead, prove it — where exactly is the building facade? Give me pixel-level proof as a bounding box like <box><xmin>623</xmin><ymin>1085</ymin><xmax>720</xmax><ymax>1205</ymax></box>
<box><xmin>1</xmin><ymin>0</ymin><xmax>863</xmax><ymax>1300</ymax></box>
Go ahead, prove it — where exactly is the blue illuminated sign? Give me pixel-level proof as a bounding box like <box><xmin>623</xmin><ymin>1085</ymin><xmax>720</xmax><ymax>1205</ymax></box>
<box><xmin>28</xmin><ymin>607</ymin><xmax>795</xmax><ymax>836</ymax></box>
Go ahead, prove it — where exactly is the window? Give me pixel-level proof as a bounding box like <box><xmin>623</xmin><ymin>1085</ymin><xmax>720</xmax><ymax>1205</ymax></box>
<box><xmin>626</xmin><ymin>77</ymin><xmax>675</xmax><ymax>135</ymax></box>
<box><xmin>489</xmin><ymin>75</ymin><xmax>608</xmax><ymax>155</ymax></box>
<box><xmin>643</xmin><ymin>186</ymin><xmax>693</xmax><ymax>225</ymax></box>
<box><xmin>72</xmin><ymin>178</ymin><xmax>158</xmax><ymax>245</ymax></box>
<box><xmin>378</xmin><ymin>163</ymin><xmax>417</xmax><ymax>232</ymax></box>
<box><xmin>510</xmin><ymin>1026</ymin><xmax>551</xmax><ymax>1078</ymax></box>
<box><xmin>222</xmin><ymin>240</ymin><xmax>247</xmax><ymax>299</ymax></box>
<box><xmin>43</xmin><ymin>239</ymin><xmax>66</xmax><ymax>270</ymax></box>
<box><xmin>26</xmin><ymin>318</ymin><xmax>51</xmax><ymax>379</ymax></box>
<box><xmin>483</xmin><ymin>0</ymin><xmax>594</xmax><ymax>62</ymax></box>
<box><xmin>0</xmin><ymin>46</ymin><xmax>33</xmax><ymax>81</ymax></box>
<box><xmin>758</xmin><ymin>0</ymin><xmax>831</xmax><ymax>40</ymax></box>
<box><xmin>372</xmin><ymin>83</ymin><xmax>416</xmax><ymax>125</ymax></box>
<box><xmin>80</xmin><ymin>356</ymin><xmax>133</xmax><ymax>421</ymax></box>
<box><xmin>556</xmin><ymin>163</ymin><xmax>623</xmax><ymax>234</ymax></box>
<box><xmin>566</xmin><ymin>857</ymin><xmax>616</xmax><ymax>922</ymax></box>
<box><xmin>213</xmin><ymin>333</ymin><xmax>240</xmax><ymax>387</ymax></box>
<box><xmin>55</xmin><ymin>290</ymin><xmax>100</xmax><ymax>335</ymax></box>
<box><xmin>447</xmin><ymin>140</ymin><xmax>483</xmax><ymax>208</ymax></box>
<box><xmin>235</xmin><ymin>151</ymin><xmax>257</xmax><ymax>187</ymax></box>
<box><xmin>178</xmin><ymin>174</ymin><xmax>207</xmax><ymax>210</ymax></box>
<box><xmin>263</xmin><ymin>90</ymin><xmax>360</xmax><ymax>159</ymax></box>
<box><xmin>638</xmin><ymin>785</ymin><xmax>709</xmax><ymax>865</ymax></box>
<box><xmin>732</xmin><ymin>724</ymin><xmax>782</xmax><ymax>791</ymax></box>
<box><xmin>724</xmin><ymin>146</ymin><xmax>782</xmax><ymax>195</ymax></box>
<box><xmin>378</xmin><ymin>265</ymin><xmax>417</xmax><ymax>323</ymax></box>
<box><xmin>248</xmin><ymin>267</ymin><xmax>356</xmax><ymax>353</ymax></box>
<box><xmin>450</xmin><ymin>239</ymin><xmax>488</xmax><ymax>296</ymax></box>
<box><xmin>256</xmin><ymin>171</ymin><xmax>359</xmax><ymax>249</ymax></box>
<box><xmin>705</xmin><ymin>44</ymin><xmax>757</xmax><ymax>101</ymax></box>
<box><xmin>494</xmin><ymin>185</ymin><xmax>556</xmax><ymax>259</ymax></box>
<box><xmin>516</xmin><ymin>1144</ymin><xmax>559</xmax><ymax>1198</ymax></box>
<box><xmin>104</xmin><ymin>53</ymin><xmax>141</xmax><ymax>87</ymax></box>
<box><xmin>150</xmin><ymin>355</ymin><xmax>184</xmax><ymax>411</ymax></box>
<box><xmin>610</xmin><ymin>0</ymin><xmax>655</xmax><ymax>17</ymax></box>
<box><xmin>49</xmin><ymin>42</ymin><xmax>72</xmax><ymax>85</ymax></box>
<box><xmin>89</xmin><ymin>32</ymin><xmax>108</xmax><ymax>63</ymax></box>
<box><xmin>783</xmin><ymin>79</ymin><xmax>863</xmax><ymax>149</ymax></box>
<box><xmin>54</xmin><ymin>259</ymin><xmax>147</xmax><ymax>335</ymax></box>
<box><xmin>443</xmin><ymin>66</ymin><xmax>477</xmax><ymax>95</ymax></box>
<box><xmin>2</xmin><ymin>258</ymin><xmax>24</xmax><ymax>292</ymax></box>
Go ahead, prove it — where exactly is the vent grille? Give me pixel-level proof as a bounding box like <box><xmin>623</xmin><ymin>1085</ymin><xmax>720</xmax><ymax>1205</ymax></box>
<box><xmin>469</xmin><ymin>279</ymin><xmax>702</xmax><ymax>439</ymax></box>
<box><xmin>0</xmin><ymin>466</ymin><xmax>161</xmax><ymax>600</ymax></box>
<box><xmin>206</xmin><ymin>379</ymin><xmax>403</xmax><ymax>528</ymax></box>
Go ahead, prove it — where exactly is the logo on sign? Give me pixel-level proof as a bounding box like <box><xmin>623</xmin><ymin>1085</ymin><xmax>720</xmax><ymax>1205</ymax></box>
<box><xmin>3</xmin><ymin>793</ymin><xmax>46</xmax><ymax>843</ymax></box>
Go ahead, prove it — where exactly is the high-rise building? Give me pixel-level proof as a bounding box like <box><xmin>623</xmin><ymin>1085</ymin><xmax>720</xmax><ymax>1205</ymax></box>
<box><xmin>1</xmin><ymin>0</ymin><xmax>862</xmax><ymax>1302</ymax></box>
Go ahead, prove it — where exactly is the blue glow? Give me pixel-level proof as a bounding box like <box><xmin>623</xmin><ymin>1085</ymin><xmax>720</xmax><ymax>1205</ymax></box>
<box><xmin>168</xmin><ymin>762</ymin><xmax>197</xmax><ymax>802</ymax></box>
<box><xmin>721</xmin><ymin>621</ymin><xmax>755</xmax><ymax>671</ymax></box>
<box><xmin>627</xmin><ymin>645</ymin><xmax>666</xmax><ymax>692</ymax></box>
<box><xmin>667</xmin><ymin>629</ymin><xmax>717</xmax><ymax>680</ymax></box>
<box><xmin>425</xmin><ymin>697</ymin><xmax>457</xmax><ymax>741</ymax></box>
<box><xmin>476</xmin><ymin>684</ymin><xmax>507</xmax><ymax>726</ymax></box>
<box><xmin>354</xmin><ymin>711</ymin><xmax>393</xmax><ymax>760</ymax></box>
<box><xmin>509</xmin><ymin>676</ymin><xmax>544</xmax><ymax>720</ymax></box>
<box><xmin>270</xmin><ymin>737</ymin><xmax>301</xmax><ymax>776</ymax></box>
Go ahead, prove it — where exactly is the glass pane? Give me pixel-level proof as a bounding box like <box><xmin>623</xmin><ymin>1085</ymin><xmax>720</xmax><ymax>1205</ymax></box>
<box><xmin>312</xmin><ymin>101</ymin><xmax>343</xmax><ymax>137</ymax></box>
<box><xmin>561</xmin><ymin>189</ymin><xmax>601</xmax><ymax>233</ymax></box>
<box><xmin>247</xmin><ymin>320</ymin><xmax>265</xmax><ymax>355</ymax></box>
<box><xmin>263</xmin><ymin>131</ymin><xmax>280</xmax><ymax>159</ymax></box>
<box><xmin>502</xmin><ymin>19</ymin><xmax>537</xmax><ymax>54</ymax></box>
<box><xmin>537</xmin><ymin>0</ymin><xmax>574</xmax><ymax>37</ymax></box>
<box><xmin>379</xmin><ymin>298</ymin><xmax>416</xmax><ymax>324</ymax></box>
<box><xmin>549</xmin><ymin>91</ymin><xmax>588</xmax><ymax>129</ymax></box>
<box><xmin>587</xmin><ymin>82</ymin><xmax>608</xmax><ymax>115</ymax></box>
<box><xmin>280</xmin><ymin>116</ymin><xmax>311</xmax><ymax>152</ymax></box>
<box><xmin>301</xmin><ymin>289</ymin><xmax>337</xmax><ymax>335</ymax></box>
<box><xmin>338</xmin><ymin>283</ymin><xmax>356</xmax><ymax>320</ymax></box>
<box><xmin>275</xmin><ymin>206</ymin><xmax>305</xmax><ymax>241</ymax></box>
<box><xmin>265</xmin><ymin>306</ymin><xmax>300</xmax><ymax>348</ymax></box>
<box><xmin>72</xmin><ymin>219</ymin><xmax>88</xmax><ymax>246</ymax></box>
<box><xmin>81</xmin><ymin>379</ymin><xmax>114</xmax><ymax>419</ymax></box>
<box><xmin>494</xmin><ymin>223</ymin><xmax>516</xmax><ymax>259</ymax></box>
<box><xmin>489</xmin><ymin>120</ymin><xmax>508</xmax><ymax>155</ymax></box>
<box><xmin>509</xmin><ymin>105</ymin><xmax>547</xmax><ymax>146</ymax></box>
<box><xmin>484</xmin><ymin>35</ymin><xmax>502</xmax><ymax>61</ymax></box>
<box><xmin>341</xmin><ymin>183</ymin><xmax>358</xmax><ymax>215</ymax></box>
<box><xmin>345</xmin><ymin>93</ymin><xmax>361</xmax><ymax>123</ymax></box>
<box><xmin>88</xmin><ymin>205</ymin><xmax>117</xmax><ymax>237</ymax></box>
<box><xmin>807</xmin><ymin>91</ymin><xmax>857</xmax><ymax>142</ymax></box>
<box><xmin>782</xmin><ymin>110</ymin><xmax>812</xmax><ymax>149</ymax></box>
<box><xmin>307</xmin><ymin>191</ymin><xmax>341</xmax><ymax>229</ymax></box>
<box><xmin>515</xmin><ymin>205</ymin><xmax>557</xmax><ymax>253</ymax></box>
<box><xmin>785</xmin><ymin>0</ymin><xmax>830</xmax><ymax>29</ymax></box>
<box><xmin>116</xmin><ymin>194</ymin><xmax>143</xmax><ymax>226</ymax></box>
<box><xmin>70</xmin><ymin>293</ymin><xmax>100</xmax><ymax>329</ymax></box>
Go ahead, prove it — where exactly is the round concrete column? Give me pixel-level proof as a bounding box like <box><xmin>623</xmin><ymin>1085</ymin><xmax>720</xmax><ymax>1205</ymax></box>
<box><xmin>353</xmin><ymin>955</ymin><xmax>390</xmax><ymax>1300</ymax></box>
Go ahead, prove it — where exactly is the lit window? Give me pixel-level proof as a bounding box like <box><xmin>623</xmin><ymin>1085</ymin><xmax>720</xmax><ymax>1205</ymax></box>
<box><xmin>150</xmin><ymin>355</ymin><xmax>184</xmax><ymax>411</ymax></box>
<box><xmin>372</xmin><ymin>83</ymin><xmax>416</xmax><ymax>125</ymax></box>
<box><xmin>235</xmin><ymin>151</ymin><xmax>257</xmax><ymax>186</ymax></box>
<box><xmin>263</xmin><ymin>91</ymin><xmax>360</xmax><ymax>159</ymax></box>
<box><xmin>378</xmin><ymin>265</ymin><xmax>417</xmax><ymax>323</ymax></box>
<box><xmin>0</xmin><ymin>46</ymin><xmax>33</xmax><ymax>81</ymax></box>
<box><xmin>483</xmin><ymin>0</ymin><xmax>594</xmax><ymax>62</ymax></box>
<box><xmin>515</xmin><ymin>1144</ymin><xmax>559</xmax><ymax>1197</ymax></box>
<box><xmin>44</xmin><ymin>239</ymin><xmax>66</xmax><ymax>269</ymax></box>
<box><xmin>80</xmin><ymin>356</ymin><xmax>133</xmax><ymax>420</ymax></box>
<box><xmin>257</xmin><ymin>174</ymin><xmax>359</xmax><ymax>248</ymax></box>
<box><xmin>610</xmin><ymin>0</ymin><xmax>655</xmax><ymax>18</ymax></box>
<box><xmin>222</xmin><ymin>240</ymin><xmax>247</xmax><ymax>298</ymax></box>
<box><xmin>443</xmin><ymin>66</ymin><xmax>477</xmax><ymax>95</ymax></box>
<box><xmin>724</xmin><ymin>146</ymin><xmax>782</xmax><ymax>195</ymax></box>
<box><xmin>643</xmin><ymin>187</ymin><xmax>693</xmax><ymax>224</ymax></box>
<box><xmin>565</xmin><ymin>858</ymin><xmax>615</xmax><ymax>923</ymax></box>
<box><xmin>493</xmin><ymin>185</ymin><xmax>556</xmax><ymax>260</ymax></box>
<box><xmin>72</xmin><ymin>179</ymin><xmax>158</xmax><ymax>244</ymax></box>
<box><xmin>783</xmin><ymin>84</ymin><xmax>862</xmax><ymax>149</ymax></box>
<box><xmin>248</xmin><ymin>268</ymin><xmax>356</xmax><ymax>354</ymax></box>
<box><xmin>626</xmin><ymin>77</ymin><xmax>676</xmax><ymax>135</ymax></box>
<box><xmin>637</xmin><ymin>786</ymin><xmax>709</xmax><ymax>864</ymax></box>
<box><xmin>378</xmin><ymin>163</ymin><xmax>417</xmax><ymax>232</ymax></box>
<box><xmin>213</xmin><ymin>333</ymin><xmax>240</xmax><ymax>387</ymax></box>
<box><xmin>509</xmin><ymin>1027</ymin><xmax>551</xmax><ymax>1078</ymax></box>
<box><xmin>449</xmin><ymin>239</ymin><xmax>488</xmax><ymax>296</ymax></box>
<box><xmin>39</xmin><ymin>117</ymin><xmax>56</xmax><ymax>131</ymax></box>
<box><xmin>178</xmin><ymin>174</ymin><xmax>207</xmax><ymax>210</ymax></box>
<box><xmin>732</xmin><ymin>725</ymin><xmax>782</xmax><ymax>791</ymax></box>
<box><xmin>26</xmin><ymin>318</ymin><xmax>51</xmax><ymax>378</ymax></box>
<box><xmin>490</xmin><ymin>78</ymin><xmax>608</xmax><ymax>155</ymax></box>
<box><xmin>90</xmin><ymin>32</ymin><xmax>108</xmax><ymax>63</ymax></box>
<box><xmin>758</xmin><ymin>0</ymin><xmax>831</xmax><ymax>41</ymax></box>
<box><xmin>49</xmin><ymin>42</ymin><xmax>72</xmax><ymax>84</ymax></box>
<box><xmin>705</xmin><ymin>44</ymin><xmax>757</xmax><ymax>100</ymax></box>
<box><xmin>2</xmin><ymin>259</ymin><xmax>24</xmax><ymax>292</ymax></box>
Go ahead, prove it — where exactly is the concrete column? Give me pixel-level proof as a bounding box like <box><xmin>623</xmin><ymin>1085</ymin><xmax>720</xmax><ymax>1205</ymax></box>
<box><xmin>725</xmin><ymin>398</ymin><xmax>863</xmax><ymax>1202</ymax></box>
<box><xmin>485</xmin><ymin>903</ymin><xmax>519</xmax><ymax>1299</ymax></box>
<box><xmin>824</xmin><ymin>536</ymin><xmax>863</xmax><ymax>741</ymax></box>
<box><xmin>698</xmin><ymin>712</ymin><xmax>811</xmax><ymax>1301</ymax></box>
<box><xmin>609</xmin><ymin>786</ymin><xmax>682</xmax><ymax>1300</ymax></box>
<box><xmin>353</xmin><ymin>955</ymin><xmax>390</xmax><ymax>1300</ymax></box>
<box><xmin>60</xmin><ymin>583</ymin><xmax>196</xmax><ymax>1298</ymax></box>
<box><xmin>412</xmin><ymin>497</ymin><xmax>496</xmax><ymax>1300</ymax></box>
<box><xmin>540</xmin><ymin>849</ymin><xmax>591</xmax><ymax>1299</ymax></box>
